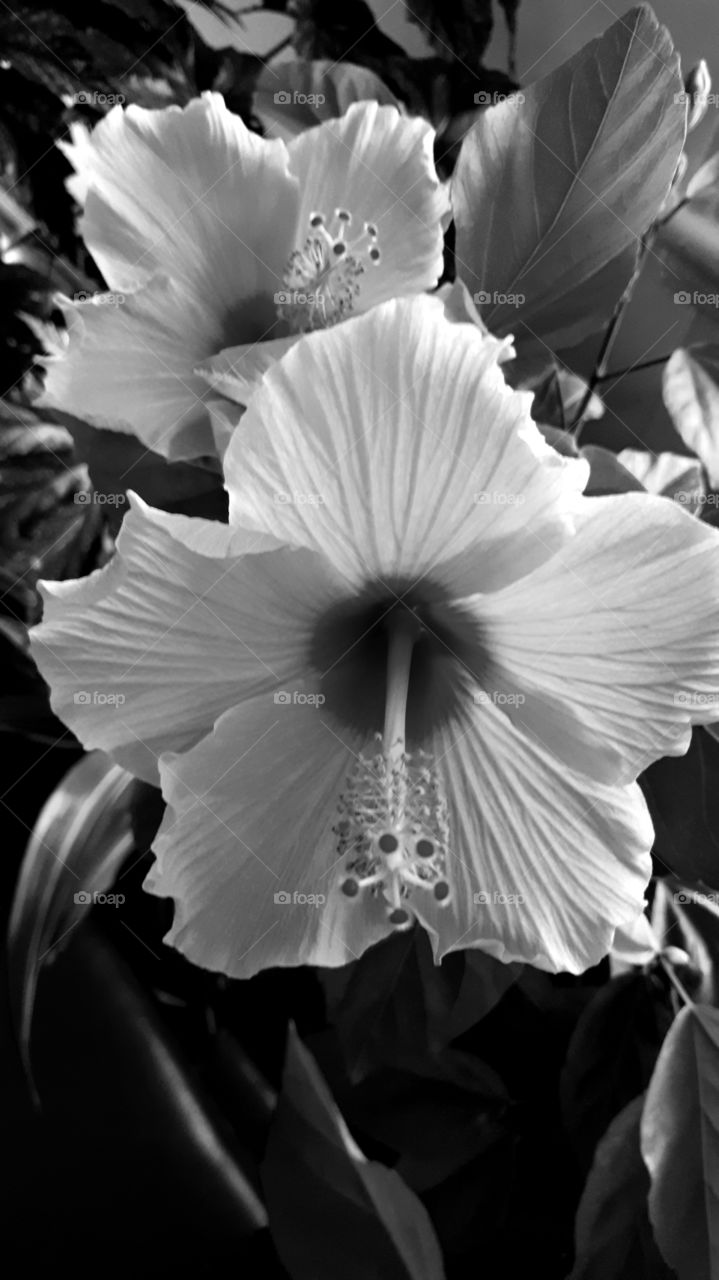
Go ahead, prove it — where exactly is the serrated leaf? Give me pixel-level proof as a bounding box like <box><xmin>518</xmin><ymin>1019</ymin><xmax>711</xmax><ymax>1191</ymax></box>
<box><xmin>560</xmin><ymin>971</ymin><xmax>673</xmax><ymax>1169</ymax></box>
<box><xmin>662</xmin><ymin>347</ymin><xmax>719</xmax><ymax>487</ymax></box>
<box><xmin>7</xmin><ymin>750</ymin><xmax>157</xmax><ymax>1091</ymax></box>
<box><xmin>641</xmin><ymin>1004</ymin><xmax>719</xmax><ymax>1280</ymax></box>
<box><xmin>570</xmin><ymin>1095</ymin><xmax>675</xmax><ymax>1280</ymax></box>
<box><xmin>261</xmin><ymin>1026</ymin><xmax>446</xmax><ymax>1280</ymax></box>
<box><xmin>452</xmin><ymin>5</ymin><xmax>685</xmax><ymax>351</ymax></box>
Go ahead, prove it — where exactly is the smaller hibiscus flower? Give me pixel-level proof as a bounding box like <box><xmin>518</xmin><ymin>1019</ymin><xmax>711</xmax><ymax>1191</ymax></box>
<box><xmin>30</xmin><ymin>295</ymin><xmax>719</xmax><ymax>980</ymax></box>
<box><xmin>39</xmin><ymin>94</ymin><xmax>448</xmax><ymax>461</ymax></box>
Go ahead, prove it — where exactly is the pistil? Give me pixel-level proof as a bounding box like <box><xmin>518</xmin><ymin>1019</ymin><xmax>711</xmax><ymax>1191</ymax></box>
<box><xmin>334</xmin><ymin>608</ymin><xmax>452</xmax><ymax>928</ymax></box>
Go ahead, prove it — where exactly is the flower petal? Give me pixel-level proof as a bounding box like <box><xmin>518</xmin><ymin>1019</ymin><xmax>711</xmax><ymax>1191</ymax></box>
<box><xmin>38</xmin><ymin>281</ymin><xmax>223</xmax><ymax>461</ymax></box>
<box><xmin>286</xmin><ymin>102</ymin><xmax>449</xmax><ymax>312</ymax></box>
<box><xmin>30</xmin><ymin>494</ymin><xmax>339</xmax><ymax>783</ymax></box>
<box><xmin>64</xmin><ymin>93</ymin><xmax>298</xmax><ymax>306</ymax></box>
<box><xmin>148</xmin><ymin>693</ymin><xmax>393</xmax><ymax>977</ymax></box>
<box><xmin>197</xmin><ymin>335</ymin><xmax>299</xmax><ymax>405</ymax></box>
<box><xmin>413</xmin><ymin>699</ymin><xmax>653</xmax><ymax>974</ymax></box>
<box><xmin>479</xmin><ymin>493</ymin><xmax>719</xmax><ymax>785</ymax></box>
<box><xmin>225</xmin><ymin>294</ymin><xmax>588</xmax><ymax>590</ymax></box>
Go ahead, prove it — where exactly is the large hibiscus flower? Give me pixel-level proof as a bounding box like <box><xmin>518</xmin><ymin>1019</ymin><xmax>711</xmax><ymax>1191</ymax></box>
<box><xmin>40</xmin><ymin>94</ymin><xmax>448</xmax><ymax>460</ymax></box>
<box><xmin>30</xmin><ymin>295</ymin><xmax>719</xmax><ymax>978</ymax></box>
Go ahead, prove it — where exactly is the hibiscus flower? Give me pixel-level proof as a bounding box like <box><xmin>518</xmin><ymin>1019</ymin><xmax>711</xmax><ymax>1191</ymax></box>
<box><xmin>30</xmin><ymin>295</ymin><xmax>719</xmax><ymax>978</ymax></box>
<box><xmin>39</xmin><ymin>94</ymin><xmax>448</xmax><ymax>460</ymax></box>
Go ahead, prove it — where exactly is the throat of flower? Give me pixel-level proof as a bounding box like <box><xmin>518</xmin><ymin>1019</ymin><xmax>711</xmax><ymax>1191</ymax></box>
<box><xmin>334</xmin><ymin>610</ymin><xmax>452</xmax><ymax>930</ymax></box>
<box><xmin>278</xmin><ymin>207</ymin><xmax>382</xmax><ymax>334</ymax></box>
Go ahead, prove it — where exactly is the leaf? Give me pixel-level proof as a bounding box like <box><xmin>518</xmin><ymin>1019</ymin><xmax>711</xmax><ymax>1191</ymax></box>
<box><xmin>560</xmin><ymin>971</ymin><xmax>673</xmax><ymax>1168</ymax></box>
<box><xmin>656</xmin><ymin>202</ymin><xmax>719</xmax><ymax>305</ymax></box>
<box><xmin>292</xmin><ymin>0</ymin><xmax>406</xmax><ymax>63</ymax></box>
<box><xmin>452</xmin><ymin>5</ymin><xmax>685</xmax><ymax>351</ymax></box>
<box><xmin>581</xmin><ymin>445</ymin><xmax>647</xmax><ymax>497</ymax></box>
<box><xmin>662</xmin><ymin>347</ymin><xmax>719</xmax><ymax>487</ymax></box>
<box><xmin>617</xmin><ymin>448</ymin><xmax>704</xmax><ymax>510</ymax></box>
<box><xmin>651</xmin><ymin>877</ymin><xmax>719</xmax><ymax>1006</ymax></box>
<box><xmin>37</xmin><ymin>926</ymin><xmax>267</xmax><ymax>1236</ymax></box>
<box><xmin>321</xmin><ymin>930</ymin><xmax>462</xmax><ymax>1077</ymax></box>
<box><xmin>641</xmin><ymin>1004</ymin><xmax>719</xmax><ymax>1280</ymax></box>
<box><xmin>7</xmin><ymin>750</ymin><xmax>157</xmax><ymax>1092</ymax></box>
<box><xmin>322</xmin><ymin>930</ymin><xmax>519</xmax><ymax>1077</ymax></box>
<box><xmin>404</xmin><ymin>0</ymin><xmax>494</xmax><ymax>62</ymax></box>
<box><xmin>687</xmin><ymin>152</ymin><xmax>719</xmax><ymax>201</ymax></box>
<box><xmin>345</xmin><ymin>1050</ymin><xmax>511</xmax><ymax>1192</ymax></box>
<box><xmin>261</xmin><ymin>1026</ymin><xmax>446</xmax><ymax>1280</ymax></box>
<box><xmin>0</xmin><ymin>400</ymin><xmax>105</xmax><ymax>621</ymax></box>
<box><xmin>523</xmin><ymin>362</ymin><xmax>604</xmax><ymax>433</ymax></box>
<box><xmin>443</xmin><ymin>951</ymin><xmax>522</xmax><ymax>1041</ymax></box>
<box><xmin>254</xmin><ymin>58</ymin><xmax>400</xmax><ymax>142</ymax></box>
<box><xmin>569</xmin><ymin>1095</ymin><xmax>675</xmax><ymax>1280</ymax></box>
<box><xmin>46</xmin><ymin>408</ymin><xmax>227</xmax><ymax>523</ymax></box>
<box><xmin>643</xmin><ymin>727</ymin><xmax>719</xmax><ymax>890</ymax></box>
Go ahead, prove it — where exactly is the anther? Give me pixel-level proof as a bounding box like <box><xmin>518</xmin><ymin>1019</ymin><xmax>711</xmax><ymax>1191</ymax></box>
<box><xmin>388</xmin><ymin>907</ymin><xmax>411</xmax><ymax>929</ymax></box>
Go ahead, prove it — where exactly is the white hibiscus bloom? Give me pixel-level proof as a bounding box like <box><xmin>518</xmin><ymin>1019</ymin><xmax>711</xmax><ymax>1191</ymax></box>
<box><xmin>30</xmin><ymin>295</ymin><xmax>719</xmax><ymax>979</ymax></box>
<box><xmin>40</xmin><ymin>93</ymin><xmax>448</xmax><ymax>460</ymax></box>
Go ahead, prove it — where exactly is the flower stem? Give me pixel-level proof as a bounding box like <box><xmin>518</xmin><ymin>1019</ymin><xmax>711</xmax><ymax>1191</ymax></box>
<box><xmin>595</xmin><ymin>352</ymin><xmax>673</xmax><ymax>383</ymax></box>
<box><xmin>571</xmin><ymin>225</ymin><xmax>658</xmax><ymax>438</ymax></box>
<box><xmin>659</xmin><ymin>954</ymin><xmax>694</xmax><ymax>1008</ymax></box>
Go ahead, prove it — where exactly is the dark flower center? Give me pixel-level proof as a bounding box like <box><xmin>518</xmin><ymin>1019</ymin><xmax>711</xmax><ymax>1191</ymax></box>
<box><xmin>308</xmin><ymin>578</ymin><xmax>490</xmax><ymax>744</ymax></box>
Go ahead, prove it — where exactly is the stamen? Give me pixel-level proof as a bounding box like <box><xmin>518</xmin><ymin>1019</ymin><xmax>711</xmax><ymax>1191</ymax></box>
<box><xmin>278</xmin><ymin>205</ymin><xmax>383</xmax><ymax>334</ymax></box>
<box><xmin>332</xmin><ymin>611</ymin><xmax>453</xmax><ymax>927</ymax></box>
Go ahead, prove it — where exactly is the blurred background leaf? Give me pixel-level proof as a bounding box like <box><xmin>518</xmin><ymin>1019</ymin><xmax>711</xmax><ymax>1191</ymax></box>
<box><xmin>261</xmin><ymin>1024</ymin><xmax>447</xmax><ymax>1280</ymax></box>
<box><xmin>560</xmin><ymin>971</ymin><xmax>674</xmax><ymax>1172</ymax></box>
<box><xmin>569</xmin><ymin>1094</ymin><xmax>675</xmax><ymax>1280</ymax></box>
<box><xmin>642</xmin><ymin>1004</ymin><xmax>719</xmax><ymax>1280</ymax></box>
